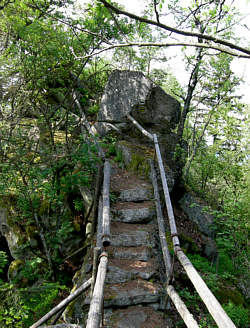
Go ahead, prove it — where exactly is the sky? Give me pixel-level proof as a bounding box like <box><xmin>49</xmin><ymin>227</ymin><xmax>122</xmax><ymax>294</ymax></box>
<box><xmin>115</xmin><ymin>0</ymin><xmax>250</xmax><ymax>103</ymax></box>
<box><xmin>78</xmin><ymin>0</ymin><xmax>250</xmax><ymax>103</ymax></box>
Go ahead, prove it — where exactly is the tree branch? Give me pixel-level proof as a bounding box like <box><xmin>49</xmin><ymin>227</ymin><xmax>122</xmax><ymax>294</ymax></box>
<box><xmin>80</xmin><ymin>41</ymin><xmax>250</xmax><ymax>60</ymax></box>
<box><xmin>98</xmin><ymin>0</ymin><xmax>250</xmax><ymax>57</ymax></box>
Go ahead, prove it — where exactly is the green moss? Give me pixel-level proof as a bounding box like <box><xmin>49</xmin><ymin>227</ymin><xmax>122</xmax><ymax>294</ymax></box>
<box><xmin>165</xmin><ymin>231</ymin><xmax>174</xmax><ymax>254</ymax></box>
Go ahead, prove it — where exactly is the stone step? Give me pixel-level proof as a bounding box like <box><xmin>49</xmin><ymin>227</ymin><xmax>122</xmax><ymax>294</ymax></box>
<box><xmin>111</xmin><ymin>222</ymin><xmax>155</xmax><ymax>248</ymax></box>
<box><xmin>103</xmin><ymin>280</ymin><xmax>161</xmax><ymax>308</ymax></box>
<box><xmin>104</xmin><ymin>305</ymin><xmax>171</xmax><ymax>328</ymax></box>
<box><xmin>109</xmin><ymin>246</ymin><xmax>152</xmax><ymax>261</ymax></box>
<box><xmin>112</xmin><ymin>201</ymin><xmax>155</xmax><ymax>223</ymax></box>
<box><xmin>106</xmin><ymin>258</ymin><xmax>157</xmax><ymax>283</ymax></box>
<box><xmin>118</xmin><ymin>188</ymin><xmax>153</xmax><ymax>202</ymax></box>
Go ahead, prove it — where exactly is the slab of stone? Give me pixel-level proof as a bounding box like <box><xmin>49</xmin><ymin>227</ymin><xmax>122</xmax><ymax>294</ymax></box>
<box><xmin>118</xmin><ymin>188</ymin><xmax>153</xmax><ymax>202</ymax></box>
<box><xmin>106</xmin><ymin>259</ymin><xmax>156</xmax><ymax>283</ymax></box>
<box><xmin>110</xmin><ymin>246</ymin><xmax>152</xmax><ymax>261</ymax></box>
<box><xmin>104</xmin><ymin>306</ymin><xmax>172</xmax><ymax>328</ymax></box>
<box><xmin>112</xmin><ymin>201</ymin><xmax>155</xmax><ymax>223</ymax></box>
<box><xmin>180</xmin><ymin>193</ymin><xmax>215</xmax><ymax>237</ymax></box>
<box><xmin>110</xmin><ymin>223</ymin><xmax>154</xmax><ymax>247</ymax></box>
<box><xmin>103</xmin><ymin>280</ymin><xmax>161</xmax><ymax>307</ymax></box>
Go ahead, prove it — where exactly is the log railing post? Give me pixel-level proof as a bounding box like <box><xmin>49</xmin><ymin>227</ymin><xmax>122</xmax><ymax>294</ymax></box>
<box><xmin>153</xmin><ymin>134</ymin><xmax>180</xmax><ymax>248</ymax></box>
<box><xmin>86</xmin><ymin>252</ymin><xmax>108</xmax><ymax>328</ymax></box>
<box><xmin>102</xmin><ymin>160</ymin><xmax>111</xmax><ymax>247</ymax></box>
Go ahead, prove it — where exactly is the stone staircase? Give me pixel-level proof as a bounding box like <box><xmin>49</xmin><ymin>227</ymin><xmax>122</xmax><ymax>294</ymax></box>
<box><xmin>99</xmin><ymin>166</ymin><xmax>170</xmax><ymax>328</ymax></box>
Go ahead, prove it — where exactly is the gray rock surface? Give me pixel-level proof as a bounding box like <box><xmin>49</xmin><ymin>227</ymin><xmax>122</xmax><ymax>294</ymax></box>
<box><xmin>110</xmin><ymin>223</ymin><xmax>154</xmax><ymax>247</ymax></box>
<box><xmin>110</xmin><ymin>246</ymin><xmax>152</xmax><ymax>261</ymax></box>
<box><xmin>97</xmin><ymin>70</ymin><xmax>180</xmax><ymax>137</ymax></box>
<box><xmin>118</xmin><ymin>188</ymin><xmax>153</xmax><ymax>202</ymax></box>
<box><xmin>180</xmin><ymin>193</ymin><xmax>215</xmax><ymax>238</ymax></box>
<box><xmin>112</xmin><ymin>202</ymin><xmax>155</xmax><ymax>223</ymax></box>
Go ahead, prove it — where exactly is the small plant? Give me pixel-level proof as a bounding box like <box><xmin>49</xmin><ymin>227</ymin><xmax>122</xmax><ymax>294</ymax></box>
<box><xmin>87</xmin><ymin>104</ymin><xmax>99</xmax><ymax>115</ymax></box>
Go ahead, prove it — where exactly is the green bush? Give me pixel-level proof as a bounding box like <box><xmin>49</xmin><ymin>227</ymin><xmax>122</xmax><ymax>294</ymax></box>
<box><xmin>223</xmin><ymin>302</ymin><xmax>249</xmax><ymax>327</ymax></box>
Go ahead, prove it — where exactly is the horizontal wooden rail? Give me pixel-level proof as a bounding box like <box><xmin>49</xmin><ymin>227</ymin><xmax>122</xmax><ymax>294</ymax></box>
<box><xmin>30</xmin><ymin>278</ymin><xmax>92</xmax><ymax>328</ymax></box>
<box><xmin>86</xmin><ymin>252</ymin><xmax>108</xmax><ymax>328</ymax></box>
<box><xmin>102</xmin><ymin>160</ymin><xmax>111</xmax><ymax>247</ymax></box>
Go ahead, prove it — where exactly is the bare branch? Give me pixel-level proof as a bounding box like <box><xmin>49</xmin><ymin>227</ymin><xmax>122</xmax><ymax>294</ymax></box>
<box><xmin>98</xmin><ymin>0</ymin><xmax>250</xmax><ymax>57</ymax></box>
<box><xmin>80</xmin><ymin>41</ymin><xmax>250</xmax><ymax>60</ymax></box>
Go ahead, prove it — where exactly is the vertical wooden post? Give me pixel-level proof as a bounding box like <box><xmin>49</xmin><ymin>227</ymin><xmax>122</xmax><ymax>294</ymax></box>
<box><xmin>86</xmin><ymin>253</ymin><xmax>108</xmax><ymax>328</ymax></box>
<box><xmin>102</xmin><ymin>160</ymin><xmax>111</xmax><ymax>247</ymax></box>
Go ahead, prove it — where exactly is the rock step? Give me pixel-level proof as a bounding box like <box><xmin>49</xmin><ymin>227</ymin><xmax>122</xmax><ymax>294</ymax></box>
<box><xmin>103</xmin><ymin>279</ymin><xmax>161</xmax><ymax>308</ymax></box>
<box><xmin>106</xmin><ymin>258</ymin><xmax>157</xmax><ymax>283</ymax></box>
<box><xmin>109</xmin><ymin>246</ymin><xmax>152</xmax><ymax>261</ymax></box>
<box><xmin>111</xmin><ymin>222</ymin><xmax>155</xmax><ymax>247</ymax></box>
<box><xmin>112</xmin><ymin>201</ymin><xmax>155</xmax><ymax>223</ymax></box>
<box><xmin>118</xmin><ymin>188</ymin><xmax>153</xmax><ymax>202</ymax></box>
<box><xmin>104</xmin><ymin>305</ymin><xmax>170</xmax><ymax>328</ymax></box>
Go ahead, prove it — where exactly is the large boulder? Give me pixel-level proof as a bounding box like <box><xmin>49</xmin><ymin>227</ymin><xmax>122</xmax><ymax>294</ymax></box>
<box><xmin>97</xmin><ymin>70</ymin><xmax>180</xmax><ymax>138</ymax></box>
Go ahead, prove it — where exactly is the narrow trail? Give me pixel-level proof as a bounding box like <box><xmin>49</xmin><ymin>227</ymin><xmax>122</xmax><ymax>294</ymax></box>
<box><xmin>91</xmin><ymin>165</ymin><xmax>169</xmax><ymax>327</ymax></box>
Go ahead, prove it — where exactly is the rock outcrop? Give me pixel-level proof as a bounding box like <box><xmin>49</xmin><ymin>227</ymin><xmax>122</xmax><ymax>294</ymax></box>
<box><xmin>97</xmin><ymin>70</ymin><xmax>181</xmax><ymax>170</ymax></box>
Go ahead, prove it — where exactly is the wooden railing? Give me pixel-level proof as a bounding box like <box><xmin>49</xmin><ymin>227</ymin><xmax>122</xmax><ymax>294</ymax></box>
<box><xmin>86</xmin><ymin>160</ymin><xmax>111</xmax><ymax>328</ymax></box>
<box><xmin>30</xmin><ymin>160</ymin><xmax>111</xmax><ymax>328</ymax></box>
<box><xmin>127</xmin><ymin>114</ymin><xmax>236</xmax><ymax>328</ymax></box>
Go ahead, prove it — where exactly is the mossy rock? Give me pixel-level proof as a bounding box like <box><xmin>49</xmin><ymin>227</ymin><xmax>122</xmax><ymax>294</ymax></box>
<box><xmin>116</xmin><ymin>140</ymin><xmax>154</xmax><ymax>178</ymax></box>
<box><xmin>7</xmin><ymin>259</ymin><xmax>28</xmax><ymax>286</ymax></box>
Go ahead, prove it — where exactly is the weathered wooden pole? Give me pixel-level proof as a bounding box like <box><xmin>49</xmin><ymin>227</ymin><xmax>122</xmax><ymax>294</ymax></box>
<box><xmin>153</xmin><ymin>134</ymin><xmax>180</xmax><ymax>248</ymax></box>
<box><xmin>102</xmin><ymin>160</ymin><xmax>111</xmax><ymax>247</ymax></box>
<box><xmin>153</xmin><ymin>135</ymin><xmax>236</xmax><ymax>328</ymax></box>
<box><xmin>166</xmin><ymin>285</ymin><xmax>199</xmax><ymax>328</ymax></box>
<box><xmin>86</xmin><ymin>252</ymin><xmax>108</xmax><ymax>328</ymax></box>
<box><xmin>30</xmin><ymin>278</ymin><xmax>92</xmax><ymax>328</ymax></box>
<box><xmin>150</xmin><ymin>159</ymin><xmax>172</xmax><ymax>275</ymax></box>
<box><xmin>127</xmin><ymin>114</ymin><xmax>154</xmax><ymax>140</ymax></box>
<box><xmin>90</xmin><ymin>247</ymin><xmax>101</xmax><ymax>296</ymax></box>
<box><xmin>176</xmin><ymin>250</ymin><xmax>236</xmax><ymax>328</ymax></box>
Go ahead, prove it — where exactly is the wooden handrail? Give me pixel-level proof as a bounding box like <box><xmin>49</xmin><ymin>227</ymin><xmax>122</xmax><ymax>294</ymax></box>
<box><xmin>127</xmin><ymin>114</ymin><xmax>236</xmax><ymax>328</ymax></box>
<box><xmin>152</xmin><ymin>134</ymin><xmax>236</xmax><ymax>328</ymax></box>
<box><xmin>102</xmin><ymin>160</ymin><xmax>111</xmax><ymax>247</ymax></box>
<box><xmin>126</xmin><ymin>114</ymin><xmax>154</xmax><ymax>140</ymax></box>
<box><xmin>86</xmin><ymin>252</ymin><xmax>108</xmax><ymax>328</ymax></box>
<box><xmin>150</xmin><ymin>159</ymin><xmax>199</xmax><ymax>328</ymax></box>
<box><xmin>30</xmin><ymin>278</ymin><xmax>92</xmax><ymax>328</ymax></box>
<box><xmin>153</xmin><ymin>134</ymin><xmax>180</xmax><ymax>248</ymax></box>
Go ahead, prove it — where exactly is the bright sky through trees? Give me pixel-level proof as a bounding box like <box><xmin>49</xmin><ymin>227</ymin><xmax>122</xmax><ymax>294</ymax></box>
<box><xmin>115</xmin><ymin>0</ymin><xmax>250</xmax><ymax>103</ymax></box>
